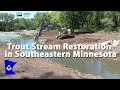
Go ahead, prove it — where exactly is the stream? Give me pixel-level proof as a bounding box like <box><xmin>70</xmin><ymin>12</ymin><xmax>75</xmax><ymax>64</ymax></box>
<box><xmin>0</xmin><ymin>33</ymin><xmax>120</xmax><ymax>79</ymax></box>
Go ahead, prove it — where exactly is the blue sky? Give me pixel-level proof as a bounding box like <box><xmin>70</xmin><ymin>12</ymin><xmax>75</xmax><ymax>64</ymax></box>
<box><xmin>0</xmin><ymin>11</ymin><xmax>52</xmax><ymax>19</ymax></box>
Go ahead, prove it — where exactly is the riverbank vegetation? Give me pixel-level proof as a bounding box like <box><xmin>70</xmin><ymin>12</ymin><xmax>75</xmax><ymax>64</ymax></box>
<box><xmin>0</xmin><ymin>11</ymin><xmax>120</xmax><ymax>33</ymax></box>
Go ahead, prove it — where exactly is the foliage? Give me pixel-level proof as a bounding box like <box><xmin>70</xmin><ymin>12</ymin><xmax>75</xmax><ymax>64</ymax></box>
<box><xmin>1</xmin><ymin>11</ymin><xmax>120</xmax><ymax>33</ymax></box>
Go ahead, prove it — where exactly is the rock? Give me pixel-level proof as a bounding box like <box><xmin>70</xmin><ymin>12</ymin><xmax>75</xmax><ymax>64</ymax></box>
<box><xmin>100</xmin><ymin>40</ymin><xmax>120</xmax><ymax>48</ymax></box>
<box><xmin>74</xmin><ymin>70</ymin><xmax>79</xmax><ymax>73</ymax></box>
<box><xmin>61</xmin><ymin>65</ymin><xmax>67</xmax><ymax>67</ymax></box>
<box><xmin>64</xmin><ymin>65</ymin><xmax>67</xmax><ymax>67</ymax></box>
<box><xmin>101</xmin><ymin>40</ymin><xmax>112</xmax><ymax>46</ymax></box>
<box><xmin>112</xmin><ymin>40</ymin><xmax>120</xmax><ymax>47</ymax></box>
<box><xmin>20</xmin><ymin>76</ymin><xmax>31</xmax><ymax>79</ymax></box>
<box><xmin>38</xmin><ymin>39</ymin><xmax>46</xmax><ymax>44</ymax></box>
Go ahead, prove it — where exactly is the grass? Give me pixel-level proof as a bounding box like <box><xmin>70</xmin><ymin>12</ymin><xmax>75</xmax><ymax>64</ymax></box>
<box><xmin>74</xmin><ymin>29</ymin><xmax>80</xmax><ymax>33</ymax></box>
<box><xmin>74</xmin><ymin>29</ymin><xmax>95</xmax><ymax>34</ymax></box>
<box><xmin>45</xmin><ymin>29</ymin><xmax>120</xmax><ymax>35</ymax></box>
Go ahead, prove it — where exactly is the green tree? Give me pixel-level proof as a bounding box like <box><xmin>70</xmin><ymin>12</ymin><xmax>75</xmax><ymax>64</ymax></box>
<box><xmin>33</xmin><ymin>12</ymin><xmax>51</xmax><ymax>29</ymax></box>
<box><xmin>0</xmin><ymin>13</ymin><xmax>15</xmax><ymax>31</ymax></box>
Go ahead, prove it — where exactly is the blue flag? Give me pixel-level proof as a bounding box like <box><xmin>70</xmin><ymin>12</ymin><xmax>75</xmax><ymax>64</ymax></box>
<box><xmin>4</xmin><ymin>60</ymin><xmax>17</xmax><ymax>75</ymax></box>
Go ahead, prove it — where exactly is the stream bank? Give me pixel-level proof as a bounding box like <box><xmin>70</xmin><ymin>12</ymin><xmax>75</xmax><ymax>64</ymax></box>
<box><xmin>1</xmin><ymin>31</ymin><xmax>120</xmax><ymax>79</ymax></box>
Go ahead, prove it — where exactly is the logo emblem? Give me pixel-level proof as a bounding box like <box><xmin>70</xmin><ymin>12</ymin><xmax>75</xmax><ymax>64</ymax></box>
<box><xmin>4</xmin><ymin>60</ymin><xmax>17</xmax><ymax>75</ymax></box>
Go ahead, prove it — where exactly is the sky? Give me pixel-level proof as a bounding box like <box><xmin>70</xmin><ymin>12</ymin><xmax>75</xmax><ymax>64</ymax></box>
<box><xmin>0</xmin><ymin>11</ymin><xmax>52</xmax><ymax>19</ymax></box>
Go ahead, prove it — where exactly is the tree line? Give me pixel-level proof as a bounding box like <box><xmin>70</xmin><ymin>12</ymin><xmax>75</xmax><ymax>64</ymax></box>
<box><xmin>0</xmin><ymin>11</ymin><xmax>120</xmax><ymax>33</ymax></box>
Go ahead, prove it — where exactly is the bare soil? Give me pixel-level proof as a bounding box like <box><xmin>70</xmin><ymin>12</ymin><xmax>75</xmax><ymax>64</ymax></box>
<box><xmin>0</xmin><ymin>42</ymin><xmax>101</xmax><ymax>79</ymax></box>
<box><xmin>1</xmin><ymin>31</ymin><xmax>120</xmax><ymax>79</ymax></box>
<box><xmin>42</xmin><ymin>32</ymin><xmax>120</xmax><ymax>45</ymax></box>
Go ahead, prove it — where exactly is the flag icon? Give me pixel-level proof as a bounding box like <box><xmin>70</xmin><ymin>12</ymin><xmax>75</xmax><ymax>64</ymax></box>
<box><xmin>4</xmin><ymin>60</ymin><xmax>17</xmax><ymax>75</ymax></box>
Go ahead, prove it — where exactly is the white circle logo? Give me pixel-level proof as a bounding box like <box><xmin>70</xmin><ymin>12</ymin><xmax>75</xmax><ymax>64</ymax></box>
<box><xmin>6</xmin><ymin>65</ymin><xmax>12</xmax><ymax>71</ymax></box>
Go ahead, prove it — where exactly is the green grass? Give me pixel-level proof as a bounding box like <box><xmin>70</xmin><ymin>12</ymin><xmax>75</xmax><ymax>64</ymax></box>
<box><xmin>74</xmin><ymin>29</ymin><xmax>80</xmax><ymax>33</ymax></box>
<box><xmin>47</xmin><ymin>28</ymin><xmax>120</xmax><ymax>34</ymax></box>
<box><xmin>74</xmin><ymin>29</ymin><xmax>95</xmax><ymax>33</ymax></box>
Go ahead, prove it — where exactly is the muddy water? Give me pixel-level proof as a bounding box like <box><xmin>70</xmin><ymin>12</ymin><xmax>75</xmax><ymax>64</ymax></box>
<box><xmin>50</xmin><ymin>57</ymin><xmax>120</xmax><ymax>79</ymax></box>
<box><xmin>1</xmin><ymin>33</ymin><xmax>120</xmax><ymax>79</ymax></box>
<box><xmin>0</xmin><ymin>33</ymin><xmax>21</xmax><ymax>42</ymax></box>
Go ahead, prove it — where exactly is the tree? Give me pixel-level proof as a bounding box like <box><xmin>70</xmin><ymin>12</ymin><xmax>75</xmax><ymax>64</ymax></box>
<box><xmin>49</xmin><ymin>11</ymin><xmax>61</xmax><ymax>24</ymax></box>
<box><xmin>12</xmin><ymin>18</ymin><xmax>36</xmax><ymax>30</ymax></box>
<box><xmin>0</xmin><ymin>13</ymin><xmax>15</xmax><ymax>31</ymax></box>
<box><xmin>33</xmin><ymin>12</ymin><xmax>51</xmax><ymax>29</ymax></box>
